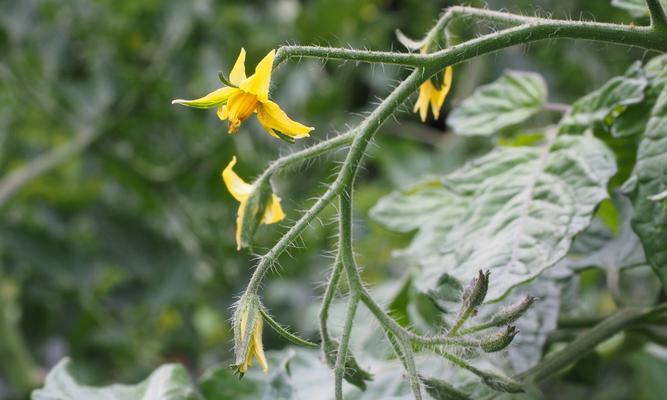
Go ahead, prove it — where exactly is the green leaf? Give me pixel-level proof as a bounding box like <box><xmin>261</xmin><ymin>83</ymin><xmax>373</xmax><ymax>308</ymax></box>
<box><xmin>629</xmin><ymin>82</ymin><xmax>667</xmax><ymax>293</ymax></box>
<box><xmin>613</xmin><ymin>55</ymin><xmax>667</xmax><ymax>138</ymax></box>
<box><xmin>447</xmin><ymin>70</ymin><xmax>547</xmax><ymax>136</ymax></box>
<box><xmin>559</xmin><ymin>62</ymin><xmax>647</xmax><ymax>135</ymax></box>
<box><xmin>611</xmin><ymin>0</ymin><xmax>667</xmax><ymax>17</ymax></box>
<box><xmin>32</xmin><ymin>359</ymin><xmax>201</xmax><ymax>400</ymax></box>
<box><xmin>371</xmin><ymin>134</ymin><xmax>616</xmax><ymax>301</ymax></box>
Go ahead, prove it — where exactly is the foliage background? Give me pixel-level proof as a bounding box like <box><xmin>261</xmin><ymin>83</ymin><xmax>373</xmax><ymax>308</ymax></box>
<box><xmin>0</xmin><ymin>0</ymin><xmax>664</xmax><ymax>399</ymax></box>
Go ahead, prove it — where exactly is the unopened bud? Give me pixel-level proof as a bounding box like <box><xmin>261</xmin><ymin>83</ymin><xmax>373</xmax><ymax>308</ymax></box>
<box><xmin>461</xmin><ymin>270</ymin><xmax>489</xmax><ymax>310</ymax></box>
<box><xmin>480</xmin><ymin>326</ymin><xmax>518</xmax><ymax>353</ymax></box>
<box><xmin>488</xmin><ymin>296</ymin><xmax>535</xmax><ymax>327</ymax></box>
<box><xmin>232</xmin><ymin>294</ymin><xmax>268</xmax><ymax>376</ymax></box>
<box><xmin>480</xmin><ymin>373</ymin><xmax>524</xmax><ymax>393</ymax></box>
<box><xmin>420</xmin><ymin>376</ymin><xmax>471</xmax><ymax>400</ymax></box>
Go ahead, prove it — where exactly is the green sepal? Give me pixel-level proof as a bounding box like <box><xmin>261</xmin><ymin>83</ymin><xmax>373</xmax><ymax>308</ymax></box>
<box><xmin>273</xmin><ymin>130</ymin><xmax>297</xmax><ymax>144</ymax></box>
<box><xmin>238</xmin><ymin>179</ymin><xmax>273</xmax><ymax>250</ymax></box>
<box><xmin>218</xmin><ymin>71</ymin><xmax>238</xmax><ymax>88</ymax></box>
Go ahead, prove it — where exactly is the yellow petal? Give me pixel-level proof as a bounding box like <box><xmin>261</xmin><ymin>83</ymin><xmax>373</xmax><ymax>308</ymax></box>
<box><xmin>253</xmin><ymin>318</ymin><xmax>269</xmax><ymax>373</ymax></box>
<box><xmin>429</xmin><ymin>66</ymin><xmax>453</xmax><ymax>120</ymax></box>
<box><xmin>172</xmin><ymin>87</ymin><xmax>238</xmax><ymax>109</ymax></box>
<box><xmin>229</xmin><ymin>48</ymin><xmax>247</xmax><ymax>86</ymax></box>
<box><xmin>235</xmin><ymin>200</ymin><xmax>246</xmax><ymax>251</ymax></box>
<box><xmin>262</xmin><ymin>194</ymin><xmax>285</xmax><ymax>224</ymax></box>
<box><xmin>217</xmin><ymin>105</ymin><xmax>228</xmax><ymax>121</ymax></box>
<box><xmin>222</xmin><ymin>156</ymin><xmax>253</xmax><ymax>202</ymax></box>
<box><xmin>256</xmin><ymin>100</ymin><xmax>313</xmax><ymax>139</ymax></box>
<box><xmin>239</xmin><ymin>49</ymin><xmax>275</xmax><ymax>101</ymax></box>
<box><xmin>413</xmin><ymin>82</ymin><xmax>431</xmax><ymax>122</ymax></box>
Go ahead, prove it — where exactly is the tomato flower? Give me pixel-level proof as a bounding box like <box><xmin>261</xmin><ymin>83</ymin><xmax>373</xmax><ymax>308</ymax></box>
<box><xmin>413</xmin><ymin>64</ymin><xmax>453</xmax><ymax>122</ymax></box>
<box><xmin>173</xmin><ymin>49</ymin><xmax>314</xmax><ymax>140</ymax></box>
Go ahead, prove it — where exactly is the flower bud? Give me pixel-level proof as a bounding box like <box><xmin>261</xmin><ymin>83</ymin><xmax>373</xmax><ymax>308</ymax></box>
<box><xmin>461</xmin><ymin>270</ymin><xmax>489</xmax><ymax>311</ymax></box>
<box><xmin>480</xmin><ymin>326</ymin><xmax>518</xmax><ymax>353</ymax></box>
<box><xmin>420</xmin><ymin>376</ymin><xmax>472</xmax><ymax>400</ymax></box>
<box><xmin>488</xmin><ymin>296</ymin><xmax>535</xmax><ymax>327</ymax></box>
<box><xmin>232</xmin><ymin>294</ymin><xmax>268</xmax><ymax>376</ymax></box>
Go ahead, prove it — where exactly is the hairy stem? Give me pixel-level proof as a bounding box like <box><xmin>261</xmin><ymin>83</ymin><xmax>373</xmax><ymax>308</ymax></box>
<box><xmin>333</xmin><ymin>291</ymin><xmax>359</xmax><ymax>400</ymax></box>
<box><xmin>319</xmin><ymin>253</ymin><xmax>343</xmax><ymax>357</ymax></box>
<box><xmin>275</xmin><ymin>6</ymin><xmax>667</xmax><ymax>69</ymax></box>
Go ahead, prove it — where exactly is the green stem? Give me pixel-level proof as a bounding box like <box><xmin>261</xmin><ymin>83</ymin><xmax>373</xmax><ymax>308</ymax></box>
<box><xmin>275</xmin><ymin>7</ymin><xmax>667</xmax><ymax>70</ymax></box>
<box><xmin>319</xmin><ymin>253</ymin><xmax>343</xmax><ymax>358</ymax></box>
<box><xmin>646</xmin><ymin>0</ymin><xmax>667</xmax><ymax>31</ymax></box>
<box><xmin>259</xmin><ymin>131</ymin><xmax>355</xmax><ymax>181</ymax></box>
<box><xmin>333</xmin><ymin>292</ymin><xmax>359</xmax><ymax>400</ymax></box>
<box><xmin>521</xmin><ymin>307</ymin><xmax>654</xmax><ymax>384</ymax></box>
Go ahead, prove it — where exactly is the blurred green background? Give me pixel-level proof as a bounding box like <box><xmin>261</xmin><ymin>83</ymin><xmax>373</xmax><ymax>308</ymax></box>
<box><xmin>0</xmin><ymin>0</ymin><xmax>658</xmax><ymax>399</ymax></box>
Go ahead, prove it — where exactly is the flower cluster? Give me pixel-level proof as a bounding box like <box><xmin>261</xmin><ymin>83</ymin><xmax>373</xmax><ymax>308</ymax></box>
<box><xmin>173</xmin><ymin>46</ymin><xmax>454</xmax><ymax>374</ymax></box>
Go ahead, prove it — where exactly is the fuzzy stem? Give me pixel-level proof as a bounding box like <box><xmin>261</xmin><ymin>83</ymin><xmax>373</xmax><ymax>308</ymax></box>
<box><xmin>319</xmin><ymin>253</ymin><xmax>343</xmax><ymax>358</ymax></box>
<box><xmin>333</xmin><ymin>292</ymin><xmax>359</xmax><ymax>399</ymax></box>
<box><xmin>646</xmin><ymin>0</ymin><xmax>667</xmax><ymax>31</ymax></box>
<box><xmin>275</xmin><ymin>6</ymin><xmax>667</xmax><ymax>69</ymax></box>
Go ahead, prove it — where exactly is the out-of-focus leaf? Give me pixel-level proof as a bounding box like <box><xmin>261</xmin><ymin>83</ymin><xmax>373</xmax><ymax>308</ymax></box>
<box><xmin>448</xmin><ymin>71</ymin><xmax>547</xmax><ymax>136</ymax></box>
<box><xmin>627</xmin><ymin>347</ymin><xmax>667</xmax><ymax>400</ymax></box>
<box><xmin>629</xmin><ymin>82</ymin><xmax>667</xmax><ymax>293</ymax></box>
<box><xmin>564</xmin><ymin>193</ymin><xmax>646</xmax><ymax>272</ymax></box>
<box><xmin>32</xmin><ymin>358</ymin><xmax>201</xmax><ymax>400</ymax></box>
<box><xmin>559</xmin><ymin>62</ymin><xmax>647</xmax><ymax>134</ymax></box>
<box><xmin>372</xmin><ymin>134</ymin><xmax>616</xmax><ymax>301</ymax></box>
<box><xmin>611</xmin><ymin>0</ymin><xmax>667</xmax><ymax>17</ymax></box>
<box><xmin>613</xmin><ymin>55</ymin><xmax>667</xmax><ymax>138</ymax></box>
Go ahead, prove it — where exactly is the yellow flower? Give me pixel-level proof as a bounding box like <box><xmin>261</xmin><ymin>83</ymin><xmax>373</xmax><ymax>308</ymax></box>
<box><xmin>236</xmin><ymin>300</ymin><xmax>268</xmax><ymax>375</ymax></box>
<box><xmin>172</xmin><ymin>48</ymin><xmax>314</xmax><ymax>140</ymax></box>
<box><xmin>222</xmin><ymin>156</ymin><xmax>285</xmax><ymax>250</ymax></box>
<box><xmin>413</xmin><ymin>65</ymin><xmax>453</xmax><ymax>122</ymax></box>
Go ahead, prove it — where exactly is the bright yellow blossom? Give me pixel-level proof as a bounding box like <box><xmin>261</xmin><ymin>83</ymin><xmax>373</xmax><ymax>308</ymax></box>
<box><xmin>236</xmin><ymin>301</ymin><xmax>268</xmax><ymax>374</ymax></box>
<box><xmin>222</xmin><ymin>156</ymin><xmax>285</xmax><ymax>250</ymax></box>
<box><xmin>173</xmin><ymin>48</ymin><xmax>314</xmax><ymax>140</ymax></box>
<box><xmin>413</xmin><ymin>64</ymin><xmax>453</xmax><ymax>122</ymax></box>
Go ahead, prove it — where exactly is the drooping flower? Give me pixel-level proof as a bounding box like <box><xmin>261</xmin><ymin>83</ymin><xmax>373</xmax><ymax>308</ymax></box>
<box><xmin>413</xmin><ymin>49</ymin><xmax>453</xmax><ymax>122</ymax></box>
<box><xmin>173</xmin><ymin>49</ymin><xmax>314</xmax><ymax>140</ymax></box>
<box><xmin>233</xmin><ymin>294</ymin><xmax>268</xmax><ymax>375</ymax></box>
<box><xmin>222</xmin><ymin>156</ymin><xmax>285</xmax><ymax>250</ymax></box>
